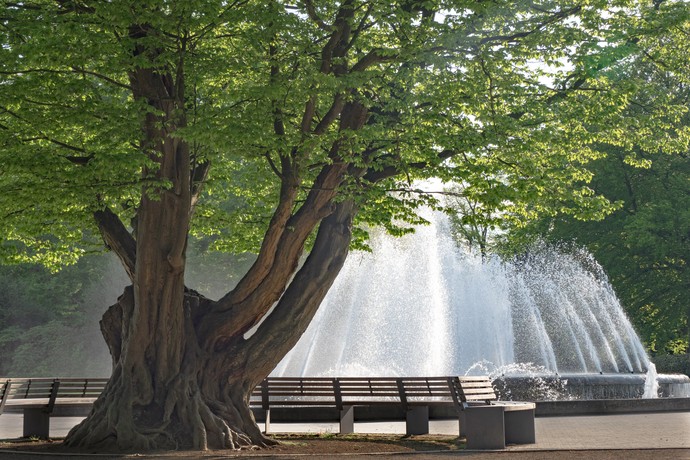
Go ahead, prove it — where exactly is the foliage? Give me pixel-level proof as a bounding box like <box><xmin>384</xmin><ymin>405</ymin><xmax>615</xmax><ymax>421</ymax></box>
<box><xmin>1</xmin><ymin>0</ymin><xmax>687</xmax><ymax>373</ymax></box>
<box><xmin>1</xmin><ymin>0</ymin><xmax>689</xmax><ymax>450</ymax></box>
<box><xmin>505</xmin><ymin>143</ymin><xmax>690</xmax><ymax>353</ymax></box>
<box><xmin>0</xmin><ymin>0</ymin><xmax>686</xmax><ymax>368</ymax></box>
<box><xmin>653</xmin><ymin>353</ymin><xmax>690</xmax><ymax>376</ymax></box>
<box><xmin>0</xmin><ymin>254</ymin><xmax>122</xmax><ymax>376</ymax></box>
<box><xmin>0</xmin><ymin>243</ymin><xmax>257</xmax><ymax>376</ymax></box>
<box><xmin>2</xmin><ymin>0</ymin><xmax>681</xmax><ymax>266</ymax></box>
<box><xmin>7</xmin><ymin>320</ymin><xmax>110</xmax><ymax>376</ymax></box>
<box><xmin>499</xmin><ymin>1</ymin><xmax>690</xmax><ymax>352</ymax></box>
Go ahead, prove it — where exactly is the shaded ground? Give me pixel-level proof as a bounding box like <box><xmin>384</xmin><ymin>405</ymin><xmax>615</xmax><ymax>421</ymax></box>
<box><xmin>1</xmin><ymin>435</ymin><xmax>690</xmax><ymax>459</ymax></box>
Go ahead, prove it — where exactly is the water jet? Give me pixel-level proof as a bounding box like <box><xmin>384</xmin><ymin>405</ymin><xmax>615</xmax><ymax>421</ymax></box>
<box><xmin>274</xmin><ymin>210</ymin><xmax>690</xmax><ymax>399</ymax></box>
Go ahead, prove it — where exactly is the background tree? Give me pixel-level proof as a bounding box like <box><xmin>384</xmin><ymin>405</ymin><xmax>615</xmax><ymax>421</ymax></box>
<box><xmin>509</xmin><ymin>144</ymin><xmax>690</xmax><ymax>353</ymax></box>
<box><xmin>504</xmin><ymin>1</ymin><xmax>690</xmax><ymax>354</ymax></box>
<box><xmin>0</xmin><ymin>257</ymin><xmax>115</xmax><ymax>376</ymax></box>
<box><xmin>444</xmin><ymin>183</ymin><xmax>498</xmax><ymax>259</ymax></box>
<box><xmin>0</xmin><ymin>0</ymin><xmax>684</xmax><ymax>452</ymax></box>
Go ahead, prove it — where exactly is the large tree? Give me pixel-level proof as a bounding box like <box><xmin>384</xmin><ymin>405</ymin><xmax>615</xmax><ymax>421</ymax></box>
<box><xmin>0</xmin><ymin>0</ymin><xmax>683</xmax><ymax>452</ymax></box>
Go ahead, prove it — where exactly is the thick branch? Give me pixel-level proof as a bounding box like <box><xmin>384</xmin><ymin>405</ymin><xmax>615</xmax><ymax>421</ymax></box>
<box><xmin>319</xmin><ymin>0</ymin><xmax>355</xmax><ymax>74</ymax></box>
<box><xmin>244</xmin><ymin>199</ymin><xmax>356</xmax><ymax>370</ymax></box>
<box><xmin>94</xmin><ymin>207</ymin><xmax>136</xmax><ymax>281</ymax></box>
<box><xmin>313</xmin><ymin>94</ymin><xmax>345</xmax><ymax>134</ymax></box>
<box><xmin>221</xmin><ymin>169</ymin><xmax>299</xmax><ymax>307</ymax></box>
<box><xmin>301</xmin><ymin>96</ymin><xmax>317</xmax><ymax>134</ymax></box>
<box><xmin>207</xmin><ymin>105</ymin><xmax>368</xmax><ymax>349</ymax></box>
<box><xmin>219</xmin><ymin>133</ymin><xmax>322</xmax><ymax>314</ymax></box>
<box><xmin>303</xmin><ymin>0</ymin><xmax>334</xmax><ymax>32</ymax></box>
<box><xmin>350</xmin><ymin>49</ymin><xmax>394</xmax><ymax>73</ymax></box>
<box><xmin>202</xmin><ymin>161</ymin><xmax>348</xmax><ymax>347</ymax></box>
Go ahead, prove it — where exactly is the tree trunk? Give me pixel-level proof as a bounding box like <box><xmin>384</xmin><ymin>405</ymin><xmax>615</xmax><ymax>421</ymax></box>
<box><xmin>64</xmin><ymin>200</ymin><xmax>357</xmax><ymax>452</ymax></box>
<box><xmin>65</xmin><ymin>288</ymin><xmax>274</xmax><ymax>451</ymax></box>
<box><xmin>64</xmin><ymin>17</ymin><xmax>362</xmax><ymax>453</ymax></box>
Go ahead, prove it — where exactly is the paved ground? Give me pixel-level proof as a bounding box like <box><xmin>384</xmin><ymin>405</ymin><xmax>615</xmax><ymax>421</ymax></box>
<box><xmin>1</xmin><ymin>412</ymin><xmax>690</xmax><ymax>458</ymax></box>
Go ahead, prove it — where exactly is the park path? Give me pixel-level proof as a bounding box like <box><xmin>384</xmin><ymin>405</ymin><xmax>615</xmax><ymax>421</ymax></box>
<box><xmin>1</xmin><ymin>411</ymin><xmax>690</xmax><ymax>458</ymax></box>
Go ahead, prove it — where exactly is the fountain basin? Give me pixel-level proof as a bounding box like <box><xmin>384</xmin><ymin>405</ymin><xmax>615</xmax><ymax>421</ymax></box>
<box><xmin>658</xmin><ymin>373</ymin><xmax>690</xmax><ymax>398</ymax></box>
<box><xmin>495</xmin><ymin>373</ymin><xmax>690</xmax><ymax>401</ymax></box>
<box><xmin>534</xmin><ymin>396</ymin><xmax>690</xmax><ymax>416</ymax></box>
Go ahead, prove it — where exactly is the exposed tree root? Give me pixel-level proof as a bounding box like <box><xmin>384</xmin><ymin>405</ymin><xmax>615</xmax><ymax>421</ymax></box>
<box><xmin>64</xmin><ymin>366</ymin><xmax>275</xmax><ymax>452</ymax></box>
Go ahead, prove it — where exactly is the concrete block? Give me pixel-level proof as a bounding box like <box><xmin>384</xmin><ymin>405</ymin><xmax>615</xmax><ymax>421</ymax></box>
<box><xmin>504</xmin><ymin>408</ymin><xmax>536</xmax><ymax>444</ymax></box>
<box><xmin>340</xmin><ymin>406</ymin><xmax>354</xmax><ymax>434</ymax></box>
<box><xmin>464</xmin><ymin>405</ymin><xmax>505</xmax><ymax>449</ymax></box>
<box><xmin>405</xmin><ymin>406</ymin><xmax>429</xmax><ymax>435</ymax></box>
<box><xmin>23</xmin><ymin>408</ymin><xmax>50</xmax><ymax>438</ymax></box>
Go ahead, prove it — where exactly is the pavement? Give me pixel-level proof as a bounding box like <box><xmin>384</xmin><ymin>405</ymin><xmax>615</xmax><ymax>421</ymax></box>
<box><xmin>1</xmin><ymin>412</ymin><xmax>690</xmax><ymax>458</ymax></box>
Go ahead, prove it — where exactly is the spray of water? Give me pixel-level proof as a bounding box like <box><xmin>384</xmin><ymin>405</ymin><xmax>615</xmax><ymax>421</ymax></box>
<box><xmin>273</xmin><ymin>210</ymin><xmax>652</xmax><ymax>385</ymax></box>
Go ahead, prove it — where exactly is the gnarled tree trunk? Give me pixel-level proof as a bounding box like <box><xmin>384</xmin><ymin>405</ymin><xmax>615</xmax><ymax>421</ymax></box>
<box><xmin>65</xmin><ymin>199</ymin><xmax>357</xmax><ymax>451</ymax></box>
<box><xmin>65</xmin><ymin>8</ymin><xmax>368</xmax><ymax>452</ymax></box>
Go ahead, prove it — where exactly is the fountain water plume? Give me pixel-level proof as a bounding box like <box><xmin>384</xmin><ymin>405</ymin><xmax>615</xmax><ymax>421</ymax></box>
<box><xmin>273</xmin><ymin>210</ymin><xmax>652</xmax><ymax>390</ymax></box>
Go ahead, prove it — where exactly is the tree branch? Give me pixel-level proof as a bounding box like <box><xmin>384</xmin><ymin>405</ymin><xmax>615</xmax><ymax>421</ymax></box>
<box><xmin>364</xmin><ymin>149</ymin><xmax>456</xmax><ymax>183</ymax></box>
<box><xmin>313</xmin><ymin>94</ymin><xmax>345</xmax><ymax>134</ymax></box>
<box><xmin>350</xmin><ymin>48</ymin><xmax>395</xmax><ymax>73</ymax></box>
<box><xmin>190</xmin><ymin>158</ymin><xmax>211</xmax><ymax>210</ymax></box>
<box><xmin>243</xmin><ymin>199</ymin><xmax>356</xmax><ymax>370</ymax></box>
<box><xmin>0</xmin><ymin>68</ymin><xmax>130</xmax><ymax>90</ymax></box>
<box><xmin>303</xmin><ymin>0</ymin><xmax>334</xmax><ymax>32</ymax></box>
<box><xmin>479</xmin><ymin>6</ymin><xmax>582</xmax><ymax>45</ymax></box>
<box><xmin>319</xmin><ymin>0</ymin><xmax>355</xmax><ymax>74</ymax></box>
<box><xmin>200</xmin><ymin>160</ymin><xmax>349</xmax><ymax>349</ymax></box>
<box><xmin>94</xmin><ymin>207</ymin><xmax>136</xmax><ymax>282</ymax></box>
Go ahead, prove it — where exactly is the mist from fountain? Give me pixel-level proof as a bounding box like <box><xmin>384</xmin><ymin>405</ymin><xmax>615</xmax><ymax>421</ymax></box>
<box><xmin>273</xmin><ymin>210</ymin><xmax>651</xmax><ymax>385</ymax></box>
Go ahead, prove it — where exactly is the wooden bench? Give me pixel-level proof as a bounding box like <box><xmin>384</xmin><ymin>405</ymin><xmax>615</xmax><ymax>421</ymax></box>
<box><xmin>251</xmin><ymin>376</ymin><xmax>461</xmax><ymax>435</ymax></box>
<box><xmin>0</xmin><ymin>378</ymin><xmax>108</xmax><ymax>438</ymax></box>
<box><xmin>0</xmin><ymin>375</ymin><xmax>534</xmax><ymax>449</ymax></box>
<box><xmin>456</xmin><ymin>376</ymin><xmax>536</xmax><ymax>449</ymax></box>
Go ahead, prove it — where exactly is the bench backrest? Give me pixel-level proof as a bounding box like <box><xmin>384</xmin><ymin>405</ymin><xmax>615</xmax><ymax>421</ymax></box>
<box><xmin>251</xmin><ymin>377</ymin><xmax>338</xmax><ymax>408</ymax></box>
<box><xmin>1</xmin><ymin>375</ymin><xmax>493</xmax><ymax>410</ymax></box>
<box><xmin>456</xmin><ymin>376</ymin><xmax>498</xmax><ymax>405</ymax></box>
<box><xmin>252</xmin><ymin>377</ymin><xmax>460</xmax><ymax>410</ymax></box>
<box><xmin>0</xmin><ymin>378</ymin><xmax>108</xmax><ymax>412</ymax></box>
<box><xmin>2</xmin><ymin>378</ymin><xmax>56</xmax><ymax>400</ymax></box>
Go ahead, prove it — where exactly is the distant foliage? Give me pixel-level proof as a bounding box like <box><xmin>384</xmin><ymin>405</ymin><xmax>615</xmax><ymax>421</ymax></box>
<box><xmin>0</xmin><ymin>255</ymin><xmax>124</xmax><ymax>376</ymax></box>
<box><xmin>653</xmin><ymin>354</ymin><xmax>690</xmax><ymax>377</ymax></box>
<box><xmin>498</xmin><ymin>3</ymin><xmax>690</xmax><ymax>354</ymax></box>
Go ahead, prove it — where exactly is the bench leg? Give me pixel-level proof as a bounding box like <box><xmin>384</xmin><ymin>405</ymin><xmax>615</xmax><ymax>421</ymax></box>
<box><xmin>264</xmin><ymin>409</ymin><xmax>271</xmax><ymax>434</ymax></box>
<box><xmin>504</xmin><ymin>409</ymin><xmax>536</xmax><ymax>445</ymax></box>
<box><xmin>464</xmin><ymin>406</ymin><xmax>505</xmax><ymax>450</ymax></box>
<box><xmin>340</xmin><ymin>406</ymin><xmax>354</xmax><ymax>434</ymax></box>
<box><xmin>458</xmin><ymin>411</ymin><xmax>466</xmax><ymax>437</ymax></box>
<box><xmin>23</xmin><ymin>409</ymin><xmax>50</xmax><ymax>438</ymax></box>
<box><xmin>405</xmin><ymin>406</ymin><xmax>429</xmax><ymax>435</ymax></box>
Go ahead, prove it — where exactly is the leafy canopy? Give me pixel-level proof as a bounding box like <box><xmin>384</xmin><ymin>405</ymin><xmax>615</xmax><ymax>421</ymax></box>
<box><xmin>1</xmin><ymin>0</ymin><xmax>686</xmax><ymax>268</ymax></box>
<box><xmin>501</xmin><ymin>1</ymin><xmax>690</xmax><ymax>353</ymax></box>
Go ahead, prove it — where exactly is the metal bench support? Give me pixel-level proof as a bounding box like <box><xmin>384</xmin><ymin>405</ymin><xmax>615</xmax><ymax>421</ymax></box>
<box><xmin>263</xmin><ymin>408</ymin><xmax>271</xmax><ymax>434</ymax></box>
<box><xmin>23</xmin><ymin>408</ymin><xmax>51</xmax><ymax>438</ymax></box>
<box><xmin>405</xmin><ymin>406</ymin><xmax>429</xmax><ymax>435</ymax></box>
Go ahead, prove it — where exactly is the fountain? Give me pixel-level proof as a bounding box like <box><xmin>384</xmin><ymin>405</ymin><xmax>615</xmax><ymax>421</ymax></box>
<box><xmin>273</xmin><ymin>210</ymin><xmax>689</xmax><ymax>399</ymax></box>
